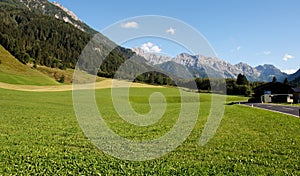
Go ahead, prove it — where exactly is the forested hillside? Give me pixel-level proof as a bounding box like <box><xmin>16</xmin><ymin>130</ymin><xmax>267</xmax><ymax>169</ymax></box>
<box><xmin>290</xmin><ymin>76</ymin><xmax>300</xmax><ymax>87</ymax></box>
<box><xmin>0</xmin><ymin>3</ymin><xmax>91</xmax><ymax>69</ymax></box>
<box><xmin>0</xmin><ymin>1</ymin><xmax>175</xmax><ymax>86</ymax></box>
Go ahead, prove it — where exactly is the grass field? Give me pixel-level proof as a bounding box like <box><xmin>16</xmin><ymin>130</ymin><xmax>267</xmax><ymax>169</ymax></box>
<box><xmin>36</xmin><ymin>66</ymin><xmax>105</xmax><ymax>84</ymax></box>
<box><xmin>0</xmin><ymin>45</ymin><xmax>59</xmax><ymax>86</ymax></box>
<box><xmin>0</xmin><ymin>87</ymin><xmax>299</xmax><ymax>175</ymax></box>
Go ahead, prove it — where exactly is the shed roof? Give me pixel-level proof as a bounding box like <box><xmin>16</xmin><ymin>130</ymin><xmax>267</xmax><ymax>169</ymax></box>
<box><xmin>253</xmin><ymin>82</ymin><xmax>291</xmax><ymax>91</ymax></box>
<box><xmin>292</xmin><ymin>88</ymin><xmax>300</xmax><ymax>93</ymax></box>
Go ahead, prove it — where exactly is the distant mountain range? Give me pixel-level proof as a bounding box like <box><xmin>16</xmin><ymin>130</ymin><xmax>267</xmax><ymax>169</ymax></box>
<box><xmin>132</xmin><ymin>48</ymin><xmax>299</xmax><ymax>82</ymax></box>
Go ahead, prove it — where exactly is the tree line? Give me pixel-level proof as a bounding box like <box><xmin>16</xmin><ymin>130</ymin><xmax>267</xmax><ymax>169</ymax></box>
<box><xmin>178</xmin><ymin>74</ymin><xmax>295</xmax><ymax>96</ymax></box>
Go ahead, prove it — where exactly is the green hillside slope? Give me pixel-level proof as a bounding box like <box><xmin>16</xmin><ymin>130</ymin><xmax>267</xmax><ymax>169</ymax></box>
<box><xmin>0</xmin><ymin>45</ymin><xmax>59</xmax><ymax>85</ymax></box>
<box><xmin>0</xmin><ymin>0</ymin><xmax>176</xmax><ymax>87</ymax></box>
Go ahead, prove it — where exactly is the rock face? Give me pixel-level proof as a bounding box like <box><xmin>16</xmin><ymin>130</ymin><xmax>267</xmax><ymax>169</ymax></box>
<box><xmin>51</xmin><ymin>1</ymin><xmax>85</xmax><ymax>32</ymax></box>
<box><xmin>52</xmin><ymin>1</ymin><xmax>80</xmax><ymax>21</ymax></box>
<box><xmin>254</xmin><ymin>64</ymin><xmax>288</xmax><ymax>82</ymax></box>
<box><xmin>16</xmin><ymin>0</ymin><xmax>96</xmax><ymax>35</ymax></box>
<box><xmin>132</xmin><ymin>48</ymin><xmax>289</xmax><ymax>82</ymax></box>
<box><xmin>132</xmin><ymin>48</ymin><xmax>172</xmax><ymax>65</ymax></box>
<box><xmin>235</xmin><ymin>62</ymin><xmax>260</xmax><ymax>77</ymax></box>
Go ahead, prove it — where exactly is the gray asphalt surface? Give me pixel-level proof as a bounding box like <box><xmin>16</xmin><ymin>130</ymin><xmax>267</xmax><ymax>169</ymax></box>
<box><xmin>243</xmin><ymin>103</ymin><xmax>300</xmax><ymax>117</ymax></box>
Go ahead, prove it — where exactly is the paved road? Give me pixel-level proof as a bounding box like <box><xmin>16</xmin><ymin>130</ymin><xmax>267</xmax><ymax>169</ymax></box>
<box><xmin>243</xmin><ymin>103</ymin><xmax>300</xmax><ymax>117</ymax></box>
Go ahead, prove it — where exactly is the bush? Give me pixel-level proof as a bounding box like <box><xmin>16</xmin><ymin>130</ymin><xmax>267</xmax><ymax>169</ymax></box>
<box><xmin>58</xmin><ymin>75</ymin><xmax>65</xmax><ymax>83</ymax></box>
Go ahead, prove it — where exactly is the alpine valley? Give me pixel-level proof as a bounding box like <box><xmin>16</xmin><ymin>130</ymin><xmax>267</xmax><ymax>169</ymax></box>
<box><xmin>0</xmin><ymin>0</ymin><xmax>299</xmax><ymax>84</ymax></box>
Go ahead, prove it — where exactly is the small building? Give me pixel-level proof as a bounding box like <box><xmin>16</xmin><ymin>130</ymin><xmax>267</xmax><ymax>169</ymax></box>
<box><xmin>271</xmin><ymin>94</ymin><xmax>293</xmax><ymax>103</ymax></box>
<box><xmin>261</xmin><ymin>91</ymin><xmax>272</xmax><ymax>103</ymax></box>
<box><xmin>292</xmin><ymin>88</ymin><xmax>300</xmax><ymax>104</ymax></box>
<box><xmin>251</xmin><ymin>82</ymin><xmax>293</xmax><ymax>103</ymax></box>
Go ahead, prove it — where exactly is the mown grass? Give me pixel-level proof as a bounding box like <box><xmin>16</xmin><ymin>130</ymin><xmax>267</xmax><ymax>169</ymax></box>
<box><xmin>0</xmin><ymin>45</ymin><xmax>58</xmax><ymax>85</ymax></box>
<box><xmin>268</xmin><ymin>103</ymin><xmax>300</xmax><ymax>107</ymax></box>
<box><xmin>0</xmin><ymin>88</ymin><xmax>299</xmax><ymax>175</ymax></box>
<box><xmin>0</xmin><ymin>72</ymin><xmax>59</xmax><ymax>86</ymax></box>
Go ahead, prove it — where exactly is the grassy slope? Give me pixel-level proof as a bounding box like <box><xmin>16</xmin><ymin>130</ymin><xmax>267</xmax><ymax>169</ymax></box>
<box><xmin>36</xmin><ymin>66</ymin><xmax>104</xmax><ymax>84</ymax></box>
<box><xmin>0</xmin><ymin>45</ymin><xmax>59</xmax><ymax>85</ymax></box>
<box><xmin>0</xmin><ymin>88</ymin><xmax>299</xmax><ymax>175</ymax></box>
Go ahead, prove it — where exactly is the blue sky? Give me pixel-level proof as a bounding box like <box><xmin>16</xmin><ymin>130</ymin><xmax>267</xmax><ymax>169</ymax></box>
<box><xmin>53</xmin><ymin>0</ymin><xmax>300</xmax><ymax>74</ymax></box>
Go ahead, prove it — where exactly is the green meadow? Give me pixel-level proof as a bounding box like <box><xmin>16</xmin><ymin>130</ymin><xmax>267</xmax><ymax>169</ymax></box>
<box><xmin>0</xmin><ymin>87</ymin><xmax>299</xmax><ymax>175</ymax></box>
<box><xmin>0</xmin><ymin>45</ymin><xmax>59</xmax><ymax>86</ymax></box>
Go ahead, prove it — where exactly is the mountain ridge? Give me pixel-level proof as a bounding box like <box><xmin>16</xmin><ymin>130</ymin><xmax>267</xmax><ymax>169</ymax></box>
<box><xmin>288</xmin><ymin>69</ymin><xmax>300</xmax><ymax>80</ymax></box>
<box><xmin>132</xmin><ymin>47</ymin><xmax>293</xmax><ymax>82</ymax></box>
<box><xmin>4</xmin><ymin>0</ymin><xmax>97</xmax><ymax>35</ymax></box>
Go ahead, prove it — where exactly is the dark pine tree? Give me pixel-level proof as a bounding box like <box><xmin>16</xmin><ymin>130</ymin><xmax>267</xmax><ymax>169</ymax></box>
<box><xmin>236</xmin><ymin>73</ymin><xmax>249</xmax><ymax>85</ymax></box>
<box><xmin>283</xmin><ymin>77</ymin><xmax>289</xmax><ymax>84</ymax></box>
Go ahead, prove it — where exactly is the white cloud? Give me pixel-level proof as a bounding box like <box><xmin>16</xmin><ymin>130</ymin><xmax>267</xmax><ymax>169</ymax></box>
<box><xmin>121</xmin><ymin>21</ymin><xmax>139</xmax><ymax>29</ymax></box>
<box><xmin>283</xmin><ymin>69</ymin><xmax>297</xmax><ymax>74</ymax></box>
<box><xmin>166</xmin><ymin>27</ymin><xmax>176</xmax><ymax>35</ymax></box>
<box><xmin>230</xmin><ymin>46</ymin><xmax>242</xmax><ymax>53</ymax></box>
<box><xmin>141</xmin><ymin>42</ymin><xmax>162</xmax><ymax>53</ymax></box>
<box><xmin>283</xmin><ymin>54</ymin><xmax>295</xmax><ymax>61</ymax></box>
<box><xmin>263</xmin><ymin>51</ymin><xmax>271</xmax><ymax>55</ymax></box>
<box><xmin>256</xmin><ymin>51</ymin><xmax>272</xmax><ymax>56</ymax></box>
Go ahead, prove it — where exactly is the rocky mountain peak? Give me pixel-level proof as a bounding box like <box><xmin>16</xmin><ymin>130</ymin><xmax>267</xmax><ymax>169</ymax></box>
<box><xmin>19</xmin><ymin>0</ymin><xmax>48</xmax><ymax>11</ymax></box>
<box><xmin>256</xmin><ymin>64</ymin><xmax>278</xmax><ymax>71</ymax></box>
<box><xmin>131</xmin><ymin>47</ymin><xmax>172</xmax><ymax>65</ymax></box>
<box><xmin>10</xmin><ymin>0</ymin><xmax>91</xmax><ymax>33</ymax></box>
<box><xmin>132</xmin><ymin>48</ymin><xmax>290</xmax><ymax>82</ymax></box>
<box><xmin>177</xmin><ymin>53</ymin><xmax>193</xmax><ymax>58</ymax></box>
<box><xmin>235</xmin><ymin>62</ymin><xmax>251</xmax><ymax>68</ymax></box>
<box><xmin>52</xmin><ymin>1</ymin><xmax>81</xmax><ymax>21</ymax></box>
